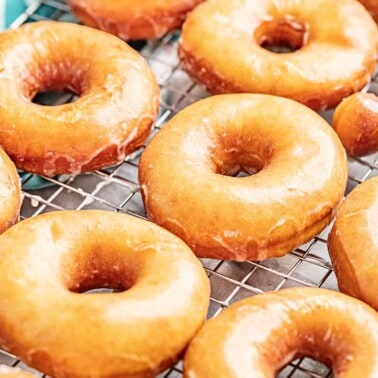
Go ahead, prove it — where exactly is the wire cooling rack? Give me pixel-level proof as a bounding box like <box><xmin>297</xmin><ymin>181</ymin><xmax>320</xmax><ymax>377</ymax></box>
<box><xmin>0</xmin><ymin>1</ymin><xmax>377</xmax><ymax>377</ymax></box>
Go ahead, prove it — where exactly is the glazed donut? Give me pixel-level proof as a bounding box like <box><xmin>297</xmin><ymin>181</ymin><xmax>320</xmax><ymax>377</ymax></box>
<box><xmin>328</xmin><ymin>177</ymin><xmax>378</xmax><ymax>311</ymax></box>
<box><xmin>139</xmin><ymin>94</ymin><xmax>347</xmax><ymax>261</ymax></box>
<box><xmin>179</xmin><ymin>0</ymin><xmax>378</xmax><ymax>111</ymax></box>
<box><xmin>184</xmin><ymin>287</ymin><xmax>378</xmax><ymax>377</ymax></box>
<box><xmin>359</xmin><ymin>0</ymin><xmax>378</xmax><ymax>22</ymax></box>
<box><xmin>0</xmin><ymin>366</ymin><xmax>36</xmax><ymax>378</ymax></box>
<box><xmin>66</xmin><ymin>0</ymin><xmax>204</xmax><ymax>40</ymax></box>
<box><xmin>0</xmin><ymin>21</ymin><xmax>159</xmax><ymax>176</ymax></box>
<box><xmin>0</xmin><ymin>210</ymin><xmax>210</xmax><ymax>378</ymax></box>
<box><xmin>0</xmin><ymin>148</ymin><xmax>21</xmax><ymax>234</ymax></box>
<box><xmin>333</xmin><ymin>92</ymin><xmax>378</xmax><ymax>156</ymax></box>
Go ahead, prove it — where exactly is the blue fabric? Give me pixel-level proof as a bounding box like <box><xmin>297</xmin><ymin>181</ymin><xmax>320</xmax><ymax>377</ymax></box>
<box><xmin>3</xmin><ymin>0</ymin><xmax>27</xmax><ymax>29</ymax></box>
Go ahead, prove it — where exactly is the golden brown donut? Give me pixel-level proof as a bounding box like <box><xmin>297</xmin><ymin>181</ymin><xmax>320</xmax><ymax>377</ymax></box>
<box><xmin>0</xmin><ymin>148</ymin><xmax>21</xmax><ymax>234</ymax></box>
<box><xmin>139</xmin><ymin>94</ymin><xmax>348</xmax><ymax>261</ymax></box>
<box><xmin>184</xmin><ymin>287</ymin><xmax>378</xmax><ymax>377</ymax></box>
<box><xmin>328</xmin><ymin>177</ymin><xmax>378</xmax><ymax>311</ymax></box>
<box><xmin>0</xmin><ymin>21</ymin><xmax>159</xmax><ymax>176</ymax></box>
<box><xmin>66</xmin><ymin>0</ymin><xmax>204</xmax><ymax>40</ymax></box>
<box><xmin>179</xmin><ymin>0</ymin><xmax>378</xmax><ymax>111</ymax></box>
<box><xmin>359</xmin><ymin>0</ymin><xmax>378</xmax><ymax>22</ymax></box>
<box><xmin>333</xmin><ymin>92</ymin><xmax>378</xmax><ymax>156</ymax></box>
<box><xmin>0</xmin><ymin>366</ymin><xmax>36</xmax><ymax>378</ymax></box>
<box><xmin>0</xmin><ymin>210</ymin><xmax>210</xmax><ymax>378</ymax></box>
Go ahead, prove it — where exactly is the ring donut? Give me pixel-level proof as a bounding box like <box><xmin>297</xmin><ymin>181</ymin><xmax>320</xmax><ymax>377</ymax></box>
<box><xmin>333</xmin><ymin>93</ymin><xmax>378</xmax><ymax>156</ymax></box>
<box><xmin>0</xmin><ymin>366</ymin><xmax>36</xmax><ymax>378</ymax></box>
<box><xmin>328</xmin><ymin>177</ymin><xmax>378</xmax><ymax>311</ymax></box>
<box><xmin>66</xmin><ymin>0</ymin><xmax>204</xmax><ymax>40</ymax></box>
<box><xmin>0</xmin><ymin>210</ymin><xmax>210</xmax><ymax>378</ymax></box>
<box><xmin>179</xmin><ymin>0</ymin><xmax>378</xmax><ymax>111</ymax></box>
<box><xmin>139</xmin><ymin>94</ymin><xmax>347</xmax><ymax>261</ymax></box>
<box><xmin>184</xmin><ymin>287</ymin><xmax>378</xmax><ymax>377</ymax></box>
<box><xmin>0</xmin><ymin>148</ymin><xmax>21</xmax><ymax>234</ymax></box>
<box><xmin>0</xmin><ymin>21</ymin><xmax>159</xmax><ymax>176</ymax></box>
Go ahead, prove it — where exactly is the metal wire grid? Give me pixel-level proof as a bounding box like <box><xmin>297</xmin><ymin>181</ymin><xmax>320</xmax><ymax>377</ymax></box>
<box><xmin>0</xmin><ymin>1</ymin><xmax>377</xmax><ymax>377</ymax></box>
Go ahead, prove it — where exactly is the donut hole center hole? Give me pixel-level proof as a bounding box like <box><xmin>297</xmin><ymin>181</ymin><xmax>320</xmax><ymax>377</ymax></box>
<box><xmin>215</xmin><ymin>157</ymin><xmax>263</xmax><ymax>177</ymax></box>
<box><xmin>213</xmin><ymin>138</ymin><xmax>273</xmax><ymax>177</ymax></box>
<box><xmin>32</xmin><ymin>89</ymin><xmax>79</xmax><ymax>106</ymax></box>
<box><xmin>21</xmin><ymin>63</ymin><xmax>86</xmax><ymax>105</ymax></box>
<box><xmin>254</xmin><ymin>17</ymin><xmax>308</xmax><ymax>53</ymax></box>
<box><xmin>63</xmin><ymin>249</ymin><xmax>140</xmax><ymax>294</ymax></box>
<box><xmin>278</xmin><ymin>357</ymin><xmax>331</xmax><ymax>377</ymax></box>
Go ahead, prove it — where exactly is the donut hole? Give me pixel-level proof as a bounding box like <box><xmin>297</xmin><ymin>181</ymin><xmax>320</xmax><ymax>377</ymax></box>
<box><xmin>212</xmin><ymin>139</ymin><xmax>272</xmax><ymax>177</ymax></box>
<box><xmin>32</xmin><ymin>89</ymin><xmax>78</xmax><ymax>106</ymax></box>
<box><xmin>62</xmin><ymin>247</ymin><xmax>140</xmax><ymax>294</ymax></box>
<box><xmin>20</xmin><ymin>63</ymin><xmax>85</xmax><ymax>105</ymax></box>
<box><xmin>278</xmin><ymin>357</ymin><xmax>330</xmax><ymax>376</ymax></box>
<box><xmin>254</xmin><ymin>17</ymin><xmax>308</xmax><ymax>53</ymax></box>
<box><xmin>215</xmin><ymin>157</ymin><xmax>263</xmax><ymax>177</ymax></box>
<box><xmin>269</xmin><ymin>324</ymin><xmax>357</xmax><ymax>377</ymax></box>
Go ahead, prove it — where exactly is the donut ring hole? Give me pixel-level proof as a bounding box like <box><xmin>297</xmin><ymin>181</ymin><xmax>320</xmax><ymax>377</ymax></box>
<box><xmin>254</xmin><ymin>17</ymin><xmax>309</xmax><ymax>53</ymax></box>
<box><xmin>32</xmin><ymin>89</ymin><xmax>78</xmax><ymax>106</ymax></box>
<box><xmin>212</xmin><ymin>132</ymin><xmax>273</xmax><ymax>177</ymax></box>
<box><xmin>18</xmin><ymin>60</ymin><xmax>88</xmax><ymax>104</ymax></box>
<box><xmin>62</xmin><ymin>246</ymin><xmax>140</xmax><ymax>294</ymax></box>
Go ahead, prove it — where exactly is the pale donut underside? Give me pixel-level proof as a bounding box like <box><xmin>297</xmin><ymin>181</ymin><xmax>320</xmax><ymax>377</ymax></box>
<box><xmin>179</xmin><ymin>0</ymin><xmax>378</xmax><ymax>111</ymax></box>
<box><xmin>328</xmin><ymin>176</ymin><xmax>378</xmax><ymax>311</ymax></box>
<box><xmin>66</xmin><ymin>0</ymin><xmax>205</xmax><ymax>40</ymax></box>
<box><xmin>184</xmin><ymin>287</ymin><xmax>378</xmax><ymax>378</ymax></box>
<box><xmin>0</xmin><ymin>210</ymin><xmax>210</xmax><ymax>378</ymax></box>
<box><xmin>139</xmin><ymin>94</ymin><xmax>348</xmax><ymax>261</ymax></box>
<box><xmin>0</xmin><ymin>21</ymin><xmax>159</xmax><ymax>176</ymax></box>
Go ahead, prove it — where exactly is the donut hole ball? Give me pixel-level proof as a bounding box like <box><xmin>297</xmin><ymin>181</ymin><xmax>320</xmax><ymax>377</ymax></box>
<box><xmin>254</xmin><ymin>16</ymin><xmax>308</xmax><ymax>54</ymax></box>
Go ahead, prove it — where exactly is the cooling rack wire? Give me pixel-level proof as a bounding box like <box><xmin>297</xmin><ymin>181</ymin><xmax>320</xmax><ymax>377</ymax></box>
<box><xmin>0</xmin><ymin>1</ymin><xmax>377</xmax><ymax>377</ymax></box>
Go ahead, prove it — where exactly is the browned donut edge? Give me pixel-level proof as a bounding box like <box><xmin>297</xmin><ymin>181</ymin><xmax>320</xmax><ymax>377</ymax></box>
<box><xmin>67</xmin><ymin>0</ymin><xmax>205</xmax><ymax>40</ymax></box>
<box><xmin>179</xmin><ymin>44</ymin><xmax>375</xmax><ymax>111</ymax></box>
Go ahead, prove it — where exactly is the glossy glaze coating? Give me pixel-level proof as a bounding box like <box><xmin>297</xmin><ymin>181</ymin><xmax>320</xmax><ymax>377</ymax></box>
<box><xmin>179</xmin><ymin>0</ymin><xmax>378</xmax><ymax>111</ymax></box>
<box><xmin>184</xmin><ymin>287</ymin><xmax>378</xmax><ymax>377</ymax></box>
<box><xmin>0</xmin><ymin>148</ymin><xmax>21</xmax><ymax>234</ymax></box>
<box><xmin>66</xmin><ymin>0</ymin><xmax>204</xmax><ymax>40</ymax></box>
<box><xmin>139</xmin><ymin>94</ymin><xmax>348</xmax><ymax>261</ymax></box>
<box><xmin>0</xmin><ymin>21</ymin><xmax>159</xmax><ymax>176</ymax></box>
<box><xmin>0</xmin><ymin>366</ymin><xmax>36</xmax><ymax>378</ymax></box>
<box><xmin>328</xmin><ymin>177</ymin><xmax>378</xmax><ymax>311</ymax></box>
<box><xmin>0</xmin><ymin>210</ymin><xmax>210</xmax><ymax>378</ymax></box>
<box><xmin>333</xmin><ymin>93</ymin><xmax>378</xmax><ymax>156</ymax></box>
<box><xmin>359</xmin><ymin>0</ymin><xmax>378</xmax><ymax>21</ymax></box>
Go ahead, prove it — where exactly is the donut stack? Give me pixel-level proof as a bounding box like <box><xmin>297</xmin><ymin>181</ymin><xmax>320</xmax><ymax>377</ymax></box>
<box><xmin>0</xmin><ymin>0</ymin><xmax>376</xmax><ymax>377</ymax></box>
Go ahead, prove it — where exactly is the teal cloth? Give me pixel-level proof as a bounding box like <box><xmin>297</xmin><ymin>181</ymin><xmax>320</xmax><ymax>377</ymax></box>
<box><xmin>5</xmin><ymin>1</ymin><xmax>25</xmax><ymax>27</ymax></box>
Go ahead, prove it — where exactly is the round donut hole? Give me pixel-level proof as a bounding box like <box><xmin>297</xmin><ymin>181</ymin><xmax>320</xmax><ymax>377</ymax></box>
<box><xmin>63</xmin><ymin>251</ymin><xmax>139</xmax><ymax>294</ymax></box>
<box><xmin>279</xmin><ymin>357</ymin><xmax>330</xmax><ymax>376</ymax></box>
<box><xmin>32</xmin><ymin>89</ymin><xmax>79</xmax><ymax>106</ymax></box>
<box><xmin>219</xmin><ymin>165</ymin><xmax>260</xmax><ymax>178</ymax></box>
<box><xmin>254</xmin><ymin>18</ymin><xmax>308</xmax><ymax>53</ymax></box>
<box><xmin>214</xmin><ymin>152</ymin><xmax>265</xmax><ymax>178</ymax></box>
